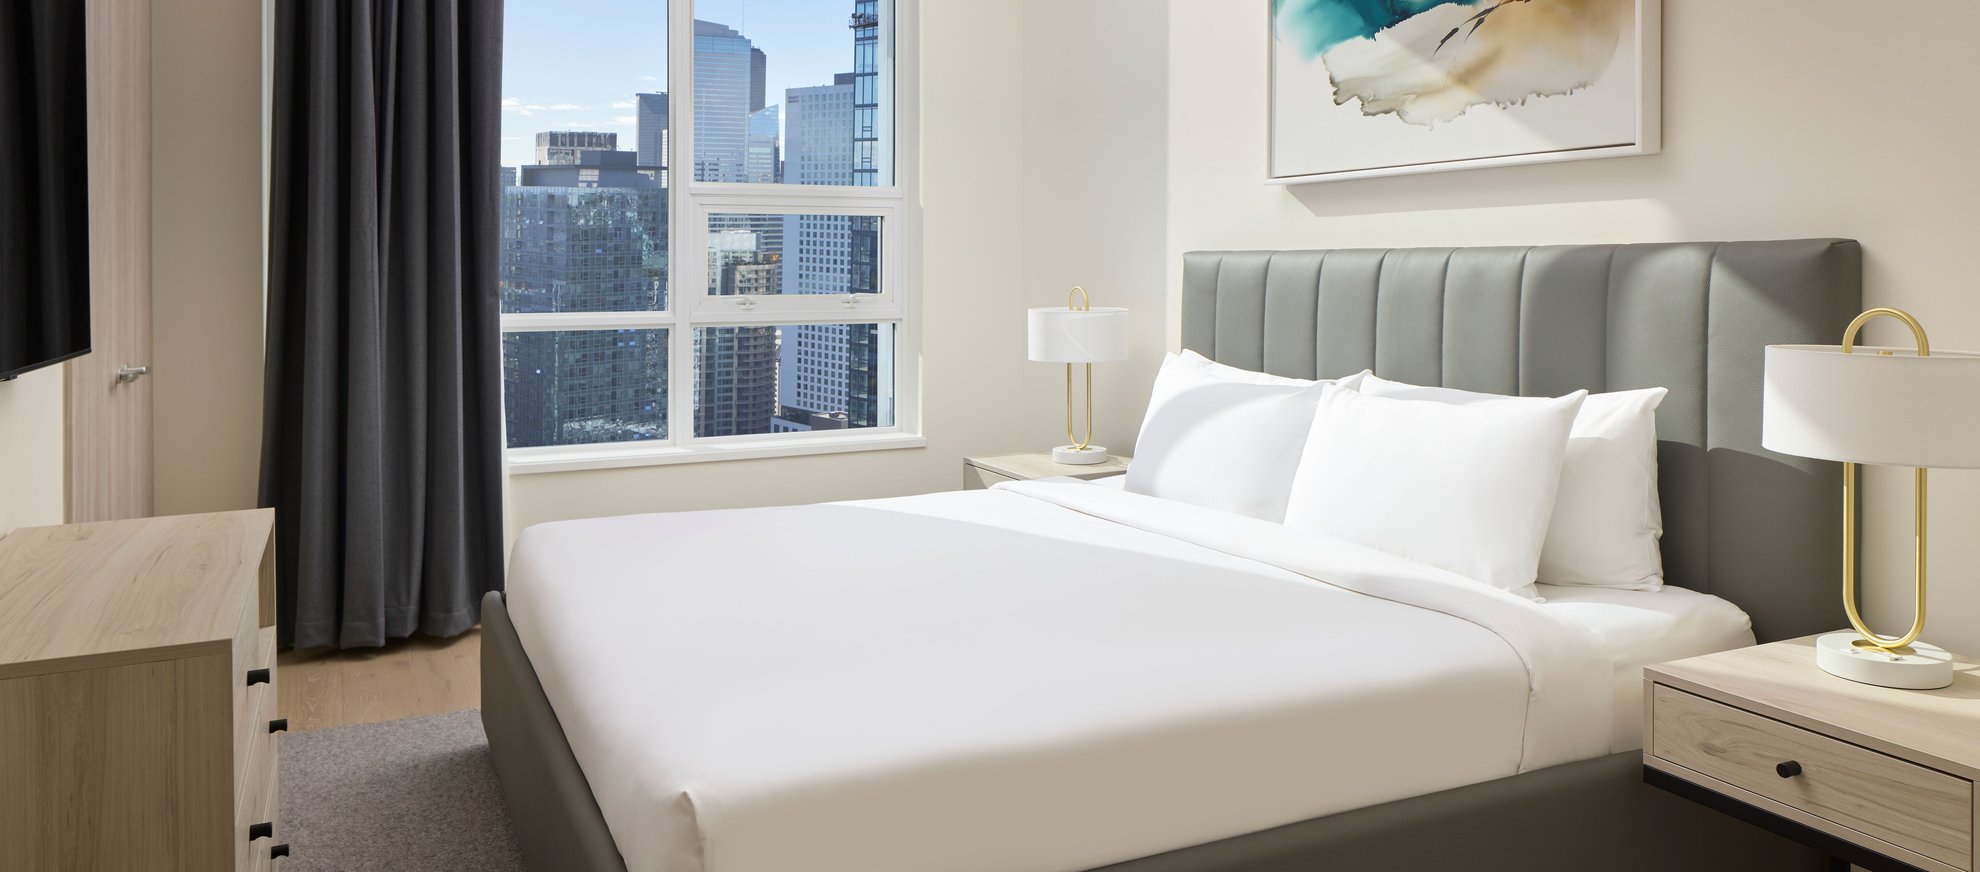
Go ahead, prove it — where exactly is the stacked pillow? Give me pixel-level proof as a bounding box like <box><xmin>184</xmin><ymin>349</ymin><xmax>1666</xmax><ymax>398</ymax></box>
<box><xmin>1124</xmin><ymin>351</ymin><xmax>1364</xmax><ymax>521</ymax></box>
<box><xmin>1125</xmin><ymin>352</ymin><xmax>1667</xmax><ymax>597</ymax></box>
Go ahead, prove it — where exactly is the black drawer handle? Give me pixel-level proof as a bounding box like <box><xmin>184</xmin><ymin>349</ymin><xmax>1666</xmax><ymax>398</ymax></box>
<box><xmin>249</xmin><ymin>822</ymin><xmax>273</xmax><ymax>841</ymax></box>
<box><xmin>246</xmin><ymin>668</ymin><xmax>271</xmax><ymax>686</ymax></box>
<box><xmin>269</xmin><ymin>718</ymin><xmax>288</xmax><ymax>734</ymax></box>
<box><xmin>1776</xmin><ymin>760</ymin><xmax>1803</xmax><ymax>778</ymax></box>
<box><xmin>271</xmin><ymin>843</ymin><xmax>291</xmax><ymax>860</ymax></box>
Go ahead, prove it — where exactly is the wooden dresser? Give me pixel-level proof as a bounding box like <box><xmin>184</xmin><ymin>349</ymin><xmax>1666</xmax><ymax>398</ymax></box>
<box><xmin>0</xmin><ymin>510</ymin><xmax>285</xmax><ymax>871</ymax></box>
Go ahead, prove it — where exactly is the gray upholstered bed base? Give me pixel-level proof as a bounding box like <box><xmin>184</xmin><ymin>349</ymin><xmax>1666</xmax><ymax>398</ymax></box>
<box><xmin>483</xmin><ymin>239</ymin><xmax>1860</xmax><ymax>871</ymax></box>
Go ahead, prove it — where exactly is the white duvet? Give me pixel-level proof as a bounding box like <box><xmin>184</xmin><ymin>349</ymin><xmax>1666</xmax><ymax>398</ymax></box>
<box><xmin>505</xmin><ymin>479</ymin><xmax>1619</xmax><ymax>872</ymax></box>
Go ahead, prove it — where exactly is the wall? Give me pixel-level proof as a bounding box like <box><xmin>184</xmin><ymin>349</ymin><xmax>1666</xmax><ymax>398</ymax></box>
<box><xmin>150</xmin><ymin>0</ymin><xmax>266</xmax><ymax>517</ymax></box>
<box><xmin>508</xmin><ymin>0</ymin><xmax>1172</xmax><ymax>532</ymax></box>
<box><xmin>1168</xmin><ymin>0</ymin><xmax>1980</xmax><ymax>650</ymax></box>
<box><xmin>1019</xmin><ymin>1</ymin><xmax>1170</xmax><ymax>461</ymax></box>
<box><xmin>0</xmin><ymin>369</ymin><xmax>67</xmax><ymax>534</ymax></box>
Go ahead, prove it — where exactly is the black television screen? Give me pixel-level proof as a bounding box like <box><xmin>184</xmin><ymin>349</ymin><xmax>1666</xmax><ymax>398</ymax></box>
<box><xmin>0</xmin><ymin>0</ymin><xmax>91</xmax><ymax>381</ymax></box>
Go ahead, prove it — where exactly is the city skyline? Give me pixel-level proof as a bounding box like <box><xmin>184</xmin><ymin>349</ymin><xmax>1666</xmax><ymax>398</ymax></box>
<box><xmin>500</xmin><ymin>0</ymin><xmax>860</xmax><ymax>169</ymax></box>
<box><xmin>500</xmin><ymin>0</ymin><xmax>891</xmax><ymax>448</ymax></box>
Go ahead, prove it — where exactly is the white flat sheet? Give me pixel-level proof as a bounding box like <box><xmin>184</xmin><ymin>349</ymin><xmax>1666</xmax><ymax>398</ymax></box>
<box><xmin>506</xmin><ymin>479</ymin><xmax>1616</xmax><ymax>872</ymax></box>
<box><xmin>1535</xmin><ymin>583</ymin><xmax>1755</xmax><ymax>751</ymax></box>
<box><xmin>1099</xmin><ymin>470</ymin><xmax>1756</xmax><ymax>750</ymax></box>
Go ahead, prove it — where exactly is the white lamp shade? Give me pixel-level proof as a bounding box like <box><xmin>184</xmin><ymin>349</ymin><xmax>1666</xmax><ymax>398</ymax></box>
<box><xmin>1763</xmin><ymin>344</ymin><xmax>1980</xmax><ymax>469</ymax></box>
<box><xmin>1028</xmin><ymin>307</ymin><xmax>1129</xmax><ymax>363</ymax></box>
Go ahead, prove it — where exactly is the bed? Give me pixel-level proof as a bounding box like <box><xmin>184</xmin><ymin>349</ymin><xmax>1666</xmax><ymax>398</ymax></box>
<box><xmin>483</xmin><ymin>239</ymin><xmax>1863</xmax><ymax>872</ymax></box>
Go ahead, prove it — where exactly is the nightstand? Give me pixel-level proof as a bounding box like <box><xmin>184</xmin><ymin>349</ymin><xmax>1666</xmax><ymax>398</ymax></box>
<box><xmin>1644</xmin><ymin>636</ymin><xmax>1980</xmax><ymax>872</ymax></box>
<box><xmin>962</xmin><ymin>452</ymin><xmax>1130</xmax><ymax>490</ymax></box>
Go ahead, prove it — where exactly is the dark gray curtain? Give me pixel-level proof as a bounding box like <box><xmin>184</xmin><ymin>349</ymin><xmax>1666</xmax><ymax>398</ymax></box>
<box><xmin>263</xmin><ymin>0</ymin><xmax>505</xmax><ymax>649</ymax></box>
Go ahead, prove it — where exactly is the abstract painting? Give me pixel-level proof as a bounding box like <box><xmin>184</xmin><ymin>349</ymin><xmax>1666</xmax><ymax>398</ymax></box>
<box><xmin>1268</xmin><ymin>0</ymin><xmax>1658</xmax><ymax>183</ymax></box>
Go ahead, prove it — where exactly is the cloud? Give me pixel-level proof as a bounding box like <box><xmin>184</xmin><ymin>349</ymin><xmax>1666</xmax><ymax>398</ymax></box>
<box><xmin>610</xmin><ymin>99</ymin><xmax>637</xmax><ymax>109</ymax></box>
<box><xmin>613</xmin><ymin>115</ymin><xmax>637</xmax><ymax>125</ymax></box>
<box><xmin>641</xmin><ymin>75</ymin><xmax>660</xmax><ymax>82</ymax></box>
<box><xmin>501</xmin><ymin>97</ymin><xmax>591</xmax><ymax>117</ymax></box>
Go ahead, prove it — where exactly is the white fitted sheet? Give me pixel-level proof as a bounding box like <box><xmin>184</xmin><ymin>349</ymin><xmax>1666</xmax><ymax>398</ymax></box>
<box><xmin>505</xmin><ymin>479</ymin><xmax>1620</xmax><ymax>872</ymax></box>
<box><xmin>1535</xmin><ymin>583</ymin><xmax>1755</xmax><ymax>750</ymax></box>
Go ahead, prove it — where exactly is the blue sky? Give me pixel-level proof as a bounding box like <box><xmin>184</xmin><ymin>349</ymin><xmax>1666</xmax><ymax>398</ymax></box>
<box><xmin>501</xmin><ymin>0</ymin><xmax>864</xmax><ymax>168</ymax></box>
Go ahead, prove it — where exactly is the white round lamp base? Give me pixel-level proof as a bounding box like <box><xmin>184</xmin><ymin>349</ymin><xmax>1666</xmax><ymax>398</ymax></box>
<box><xmin>1815</xmin><ymin>632</ymin><xmax>1954</xmax><ymax>689</ymax></box>
<box><xmin>1052</xmin><ymin>445</ymin><xmax>1110</xmax><ymax>465</ymax></box>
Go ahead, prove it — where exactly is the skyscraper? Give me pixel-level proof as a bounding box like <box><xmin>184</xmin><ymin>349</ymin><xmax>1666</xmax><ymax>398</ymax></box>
<box><xmin>845</xmin><ymin>0</ymin><xmax>889</xmax><ymax>428</ymax></box>
<box><xmin>635</xmin><ymin>92</ymin><xmax>668</xmax><ymax>173</ymax></box>
<box><xmin>534</xmin><ymin>130</ymin><xmax>619</xmax><ymax>166</ymax></box>
<box><xmin>697</xmin><ymin>231</ymin><xmax>779</xmax><ymax>436</ymax></box>
<box><xmin>749</xmin><ymin>46</ymin><xmax>768</xmax><ymax>113</ymax></box>
<box><xmin>746</xmin><ymin>105</ymin><xmax>780</xmax><ymax>185</ymax></box>
<box><xmin>774</xmin><ymin>77</ymin><xmax>858</xmax><ymax>432</ymax></box>
<box><xmin>692</xmin><ymin>20</ymin><xmax>752</xmax><ymax>184</ymax></box>
<box><xmin>500</xmin><ymin>149</ymin><xmax>669</xmax><ymax>447</ymax></box>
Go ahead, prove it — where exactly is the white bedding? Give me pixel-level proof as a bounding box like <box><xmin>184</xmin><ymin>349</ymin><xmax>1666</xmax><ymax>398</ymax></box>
<box><xmin>505</xmin><ymin>478</ymin><xmax>1728</xmax><ymax>872</ymax></box>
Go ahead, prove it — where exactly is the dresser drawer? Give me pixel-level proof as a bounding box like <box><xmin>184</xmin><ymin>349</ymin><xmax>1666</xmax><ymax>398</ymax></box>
<box><xmin>1651</xmin><ymin>684</ymin><xmax>1973</xmax><ymax>869</ymax></box>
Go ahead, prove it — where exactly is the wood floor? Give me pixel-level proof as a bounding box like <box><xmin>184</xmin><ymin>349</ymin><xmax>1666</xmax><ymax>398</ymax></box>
<box><xmin>278</xmin><ymin>629</ymin><xmax>481</xmax><ymax>733</ymax></box>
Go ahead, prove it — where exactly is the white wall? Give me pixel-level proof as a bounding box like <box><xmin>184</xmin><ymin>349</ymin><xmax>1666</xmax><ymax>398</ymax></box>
<box><xmin>1168</xmin><ymin>0</ymin><xmax>1980</xmax><ymax>650</ymax></box>
<box><xmin>0</xmin><ymin>368</ymin><xmax>67</xmax><ymax>534</ymax></box>
<box><xmin>508</xmin><ymin>0</ymin><xmax>1171</xmax><ymax>532</ymax></box>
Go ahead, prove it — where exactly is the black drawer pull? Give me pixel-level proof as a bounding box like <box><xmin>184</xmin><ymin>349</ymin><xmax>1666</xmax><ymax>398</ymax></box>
<box><xmin>271</xmin><ymin>843</ymin><xmax>291</xmax><ymax>859</ymax></box>
<box><xmin>246</xmin><ymin>668</ymin><xmax>271</xmax><ymax>686</ymax></box>
<box><xmin>269</xmin><ymin>718</ymin><xmax>288</xmax><ymax>734</ymax></box>
<box><xmin>249</xmin><ymin>822</ymin><xmax>273</xmax><ymax>841</ymax></box>
<box><xmin>1776</xmin><ymin>760</ymin><xmax>1803</xmax><ymax>778</ymax></box>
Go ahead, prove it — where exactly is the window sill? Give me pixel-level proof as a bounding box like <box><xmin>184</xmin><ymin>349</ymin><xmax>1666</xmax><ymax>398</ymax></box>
<box><xmin>506</xmin><ymin>431</ymin><xmax>927</xmax><ymax>475</ymax></box>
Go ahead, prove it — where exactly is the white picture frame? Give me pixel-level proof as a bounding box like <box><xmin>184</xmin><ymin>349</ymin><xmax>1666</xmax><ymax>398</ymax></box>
<box><xmin>1266</xmin><ymin>0</ymin><xmax>1661</xmax><ymax>185</ymax></box>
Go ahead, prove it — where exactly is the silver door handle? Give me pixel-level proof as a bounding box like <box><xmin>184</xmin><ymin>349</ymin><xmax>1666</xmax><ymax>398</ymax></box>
<box><xmin>116</xmin><ymin>365</ymin><xmax>149</xmax><ymax>384</ymax></box>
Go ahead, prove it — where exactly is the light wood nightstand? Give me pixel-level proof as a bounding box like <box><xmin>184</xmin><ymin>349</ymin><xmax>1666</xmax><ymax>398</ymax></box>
<box><xmin>963</xmin><ymin>452</ymin><xmax>1130</xmax><ymax>490</ymax></box>
<box><xmin>1644</xmin><ymin>636</ymin><xmax>1980</xmax><ymax>872</ymax></box>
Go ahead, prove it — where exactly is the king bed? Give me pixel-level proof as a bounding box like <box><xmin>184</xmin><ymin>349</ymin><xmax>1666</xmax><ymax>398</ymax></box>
<box><xmin>482</xmin><ymin>239</ymin><xmax>1862</xmax><ymax>872</ymax></box>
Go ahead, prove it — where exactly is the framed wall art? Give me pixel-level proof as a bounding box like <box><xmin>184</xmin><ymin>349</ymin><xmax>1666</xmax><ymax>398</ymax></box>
<box><xmin>1268</xmin><ymin>0</ymin><xmax>1660</xmax><ymax>184</ymax></box>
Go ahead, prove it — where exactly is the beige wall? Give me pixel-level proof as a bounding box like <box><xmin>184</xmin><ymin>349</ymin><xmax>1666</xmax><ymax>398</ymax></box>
<box><xmin>1168</xmin><ymin>0</ymin><xmax>1980</xmax><ymax>650</ymax></box>
<box><xmin>150</xmin><ymin>0</ymin><xmax>265</xmax><ymax>517</ymax></box>
<box><xmin>508</xmin><ymin>0</ymin><xmax>1171</xmax><ymax>532</ymax></box>
<box><xmin>0</xmin><ymin>368</ymin><xmax>68</xmax><ymax>534</ymax></box>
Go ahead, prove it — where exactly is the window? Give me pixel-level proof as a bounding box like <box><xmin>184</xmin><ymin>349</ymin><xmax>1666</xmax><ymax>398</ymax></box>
<box><xmin>499</xmin><ymin>0</ymin><xmax>918</xmax><ymax>472</ymax></box>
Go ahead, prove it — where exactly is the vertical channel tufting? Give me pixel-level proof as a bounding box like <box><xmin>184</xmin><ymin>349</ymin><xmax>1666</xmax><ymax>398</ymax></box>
<box><xmin>1180</xmin><ymin>252</ymin><xmax>1221</xmax><ymax>357</ymax></box>
<box><xmin>1213</xmin><ymin>253</ymin><xmax>1271</xmax><ymax>372</ymax></box>
<box><xmin>1517</xmin><ymin>246</ymin><xmax>1613</xmax><ymax>397</ymax></box>
<box><xmin>1180</xmin><ymin>242</ymin><xmax>1859</xmax><ymax>640</ymax></box>
<box><xmin>1315</xmin><ymin>250</ymin><xmax>1384</xmax><ymax>377</ymax></box>
<box><xmin>1263</xmin><ymin>251</ymin><xmax>1324</xmax><ymax>379</ymax></box>
<box><xmin>1441</xmin><ymin>247</ymin><xmax>1526</xmax><ymax>394</ymax></box>
<box><xmin>1608</xmin><ymin>242</ymin><xmax>1714</xmax><ymax>595</ymax></box>
<box><xmin>1375</xmin><ymin>248</ymin><xmax>1452</xmax><ymax>385</ymax></box>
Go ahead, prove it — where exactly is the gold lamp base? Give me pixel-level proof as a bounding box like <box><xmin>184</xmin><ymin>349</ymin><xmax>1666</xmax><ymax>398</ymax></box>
<box><xmin>1815</xmin><ymin>632</ymin><xmax>1953</xmax><ymax>689</ymax></box>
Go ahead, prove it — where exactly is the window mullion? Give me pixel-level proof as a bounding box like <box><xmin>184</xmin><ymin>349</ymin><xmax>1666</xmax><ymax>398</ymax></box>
<box><xmin>666</xmin><ymin>0</ymin><xmax>695</xmax><ymax>448</ymax></box>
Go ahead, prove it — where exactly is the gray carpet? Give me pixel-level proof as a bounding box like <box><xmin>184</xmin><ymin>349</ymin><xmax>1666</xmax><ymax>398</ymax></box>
<box><xmin>279</xmin><ymin>710</ymin><xmax>527</xmax><ymax>872</ymax></box>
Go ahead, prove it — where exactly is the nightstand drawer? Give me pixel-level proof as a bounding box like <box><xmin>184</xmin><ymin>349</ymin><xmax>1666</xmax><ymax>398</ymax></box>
<box><xmin>1651</xmin><ymin>684</ymin><xmax>1973</xmax><ymax>869</ymax></box>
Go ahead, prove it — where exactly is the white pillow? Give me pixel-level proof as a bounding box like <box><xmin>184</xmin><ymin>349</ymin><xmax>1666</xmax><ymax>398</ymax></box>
<box><xmin>1359</xmin><ymin>374</ymin><xmax>1667</xmax><ymax>590</ymax></box>
<box><xmin>1172</xmin><ymin>349</ymin><xmax>1335</xmax><ymax>388</ymax></box>
<box><xmin>1125</xmin><ymin>353</ymin><xmax>1367</xmax><ymax>521</ymax></box>
<box><xmin>1283</xmin><ymin>384</ymin><xmax>1586</xmax><ymax>597</ymax></box>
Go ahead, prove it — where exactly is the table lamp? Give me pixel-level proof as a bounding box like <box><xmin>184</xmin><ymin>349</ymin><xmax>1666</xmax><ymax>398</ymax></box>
<box><xmin>1028</xmin><ymin>286</ymin><xmax>1129</xmax><ymax>464</ymax></box>
<box><xmin>1763</xmin><ymin>307</ymin><xmax>1980</xmax><ymax>689</ymax></box>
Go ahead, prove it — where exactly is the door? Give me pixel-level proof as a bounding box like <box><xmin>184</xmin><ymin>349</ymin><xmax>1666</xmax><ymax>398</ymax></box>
<box><xmin>66</xmin><ymin>0</ymin><xmax>153</xmax><ymax>522</ymax></box>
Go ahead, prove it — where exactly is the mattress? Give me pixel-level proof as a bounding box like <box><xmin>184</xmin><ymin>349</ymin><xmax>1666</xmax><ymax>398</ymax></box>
<box><xmin>504</xmin><ymin>478</ymin><xmax>1719</xmax><ymax>872</ymax></box>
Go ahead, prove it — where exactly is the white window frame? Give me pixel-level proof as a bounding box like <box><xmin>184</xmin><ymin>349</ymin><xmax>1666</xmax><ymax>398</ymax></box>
<box><xmin>505</xmin><ymin>0</ymin><xmax>922</xmax><ymax>475</ymax></box>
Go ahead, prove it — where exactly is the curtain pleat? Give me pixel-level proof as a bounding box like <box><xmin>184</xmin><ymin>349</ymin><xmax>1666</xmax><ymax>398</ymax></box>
<box><xmin>264</xmin><ymin>0</ymin><xmax>505</xmax><ymax>650</ymax></box>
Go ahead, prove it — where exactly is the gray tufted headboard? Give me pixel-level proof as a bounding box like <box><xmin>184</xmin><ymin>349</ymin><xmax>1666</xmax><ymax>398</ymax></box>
<box><xmin>1181</xmin><ymin>240</ymin><xmax>1862</xmax><ymax>643</ymax></box>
